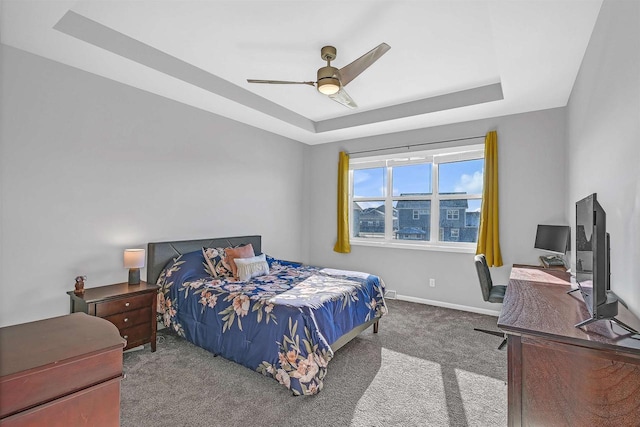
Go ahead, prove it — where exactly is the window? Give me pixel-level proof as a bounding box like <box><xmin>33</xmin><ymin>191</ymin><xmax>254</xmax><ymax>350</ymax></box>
<box><xmin>350</xmin><ymin>144</ymin><xmax>484</xmax><ymax>250</ymax></box>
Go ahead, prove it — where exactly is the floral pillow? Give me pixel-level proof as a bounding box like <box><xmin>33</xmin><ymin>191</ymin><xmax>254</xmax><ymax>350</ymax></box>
<box><xmin>234</xmin><ymin>254</ymin><xmax>269</xmax><ymax>282</ymax></box>
<box><xmin>202</xmin><ymin>247</ymin><xmax>233</xmax><ymax>278</ymax></box>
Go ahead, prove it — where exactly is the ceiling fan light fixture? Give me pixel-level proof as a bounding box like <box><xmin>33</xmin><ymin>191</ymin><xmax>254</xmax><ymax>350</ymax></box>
<box><xmin>317</xmin><ymin>65</ymin><xmax>340</xmax><ymax>95</ymax></box>
<box><xmin>318</xmin><ymin>78</ymin><xmax>340</xmax><ymax>95</ymax></box>
<box><xmin>247</xmin><ymin>43</ymin><xmax>389</xmax><ymax>108</ymax></box>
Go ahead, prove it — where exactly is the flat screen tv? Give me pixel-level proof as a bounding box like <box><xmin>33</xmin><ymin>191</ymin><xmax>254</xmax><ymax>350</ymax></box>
<box><xmin>573</xmin><ymin>193</ymin><xmax>637</xmax><ymax>333</ymax></box>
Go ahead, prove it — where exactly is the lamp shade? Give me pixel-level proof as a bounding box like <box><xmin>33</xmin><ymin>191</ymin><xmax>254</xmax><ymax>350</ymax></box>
<box><xmin>124</xmin><ymin>249</ymin><xmax>145</xmax><ymax>268</ymax></box>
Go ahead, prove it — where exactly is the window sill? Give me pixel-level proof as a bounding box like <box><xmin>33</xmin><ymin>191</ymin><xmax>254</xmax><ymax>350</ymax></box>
<box><xmin>350</xmin><ymin>239</ymin><xmax>477</xmax><ymax>254</ymax></box>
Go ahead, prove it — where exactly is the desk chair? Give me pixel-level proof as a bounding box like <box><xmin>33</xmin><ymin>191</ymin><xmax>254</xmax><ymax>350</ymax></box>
<box><xmin>474</xmin><ymin>254</ymin><xmax>507</xmax><ymax>350</ymax></box>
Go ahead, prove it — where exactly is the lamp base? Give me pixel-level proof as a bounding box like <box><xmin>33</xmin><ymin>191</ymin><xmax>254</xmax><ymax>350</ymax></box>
<box><xmin>128</xmin><ymin>268</ymin><xmax>140</xmax><ymax>285</ymax></box>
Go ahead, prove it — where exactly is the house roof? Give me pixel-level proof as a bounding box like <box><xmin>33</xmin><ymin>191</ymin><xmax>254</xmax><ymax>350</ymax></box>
<box><xmin>396</xmin><ymin>200</ymin><xmax>430</xmax><ymax>209</ymax></box>
<box><xmin>396</xmin><ymin>227</ymin><xmax>427</xmax><ymax>235</ymax></box>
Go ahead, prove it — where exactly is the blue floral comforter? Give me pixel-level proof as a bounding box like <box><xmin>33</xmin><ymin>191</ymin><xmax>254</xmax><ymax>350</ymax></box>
<box><xmin>156</xmin><ymin>250</ymin><xmax>387</xmax><ymax>396</ymax></box>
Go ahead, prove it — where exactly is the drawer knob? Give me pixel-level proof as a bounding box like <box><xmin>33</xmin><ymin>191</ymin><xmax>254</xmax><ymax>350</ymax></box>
<box><xmin>123</xmin><ymin>335</ymin><xmax>128</xmax><ymax>339</ymax></box>
<box><xmin>124</xmin><ymin>318</ymin><xmax>129</xmax><ymax>322</ymax></box>
<box><xmin>125</xmin><ymin>302</ymin><xmax>130</xmax><ymax>307</ymax></box>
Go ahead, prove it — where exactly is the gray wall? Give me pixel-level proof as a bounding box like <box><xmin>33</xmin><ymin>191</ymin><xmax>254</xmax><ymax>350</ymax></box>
<box><xmin>566</xmin><ymin>0</ymin><xmax>640</xmax><ymax>317</ymax></box>
<box><xmin>0</xmin><ymin>45</ymin><xmax>306</xmax><ymax>327</ymax></box>
<box><xmin>2</xmin><ymin>0</ymin><xmax>637</xmax><ymax>326</ymax></box>
<box><xmin>306</xmin><ymin>108</ymin><xmax>567</xmax><ymax>313</ymax></box>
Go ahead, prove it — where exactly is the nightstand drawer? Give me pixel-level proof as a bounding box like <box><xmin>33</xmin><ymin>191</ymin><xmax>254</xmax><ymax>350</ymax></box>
<box><xmin>95</xmin><ymin>293</ymin><xmax>152</xmax><ymax>317</ymax></box>
<box><xmin>68</xmin><ymin>281</ymin><xmax>159</xmax><ymax>352</ymax></box>
<box><xmin>121</xmin><ymin>323</ymin><xmax>151</xmax><ymax>347</ymax></box>
<box><xmin>104</xmin><ymin>307</ymin><xmax>151</xmax><ymax>330</ymax></box>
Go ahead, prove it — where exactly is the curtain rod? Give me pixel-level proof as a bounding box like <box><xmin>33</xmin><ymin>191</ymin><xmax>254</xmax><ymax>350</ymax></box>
<box><xmin>348</xmin><ymin>135</ymin><xmax>485</xmax><ymax>156</ymax></box>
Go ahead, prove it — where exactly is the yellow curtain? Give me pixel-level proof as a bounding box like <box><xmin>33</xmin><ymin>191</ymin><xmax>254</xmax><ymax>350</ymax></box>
<box><xmin>476</xmin><ymin>131</ymin><xmax>503</xmax><ymax>266</ymax></box>
<box><xmin>333</xmin><ymin>151</ymin><xmax>351</xmax><ymax>253</ymax></box>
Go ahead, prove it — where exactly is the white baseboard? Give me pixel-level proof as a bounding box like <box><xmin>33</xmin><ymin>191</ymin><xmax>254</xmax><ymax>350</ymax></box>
<box><xmin>396</xmin><ymin>294</ymin><xmax>501</xmax><ymax>317</ymax></box>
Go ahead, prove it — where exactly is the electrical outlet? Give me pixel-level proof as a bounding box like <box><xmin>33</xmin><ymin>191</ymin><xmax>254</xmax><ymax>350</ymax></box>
<box><xmin>429</xmin><ymin>278</ymin><xmax>436</xmax><ymax>287</ymax></box>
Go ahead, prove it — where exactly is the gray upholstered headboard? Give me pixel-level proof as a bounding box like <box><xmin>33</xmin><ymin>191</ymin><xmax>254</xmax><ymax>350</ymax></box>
<box><xmin>147</xmin><ymin>235</ymin><xmax>262</xmax><ymax>286</ymax></box>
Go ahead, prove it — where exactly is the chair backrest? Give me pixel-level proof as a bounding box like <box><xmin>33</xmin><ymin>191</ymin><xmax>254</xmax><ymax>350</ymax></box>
<box><xmin>474</xmin><ymin>254</ymin><xmax>493</xmax><ymax>302</ymax></box>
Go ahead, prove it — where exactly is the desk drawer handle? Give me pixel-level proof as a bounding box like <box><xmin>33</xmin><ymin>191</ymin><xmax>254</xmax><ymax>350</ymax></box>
<box><xmin>123</xmin><ymin>335</ymin><xmax>128</xmax><ymax>340</ymax></box>
<box><xmin>124</xmin><ymin>318</ymin><xmax>129</xmax><ymax>323</ymax></box>
<box><xmin>125</xmin><ymin>302</ymin><xmax>130</xmax><ymax>307</ymax></box>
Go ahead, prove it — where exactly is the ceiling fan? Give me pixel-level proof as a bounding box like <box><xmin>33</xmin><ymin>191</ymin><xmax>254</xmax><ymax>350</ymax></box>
<box><xmin>247</xmin><ymin>43</ymin><xmax>390</xmax><ymax>109</ymax></box>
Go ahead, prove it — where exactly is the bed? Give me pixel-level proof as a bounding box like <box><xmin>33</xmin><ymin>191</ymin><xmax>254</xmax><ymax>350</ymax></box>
<box><xmin>148</xmin><ymin>235</ymin><xmax>387</xmax><ymax>396</ymax></box>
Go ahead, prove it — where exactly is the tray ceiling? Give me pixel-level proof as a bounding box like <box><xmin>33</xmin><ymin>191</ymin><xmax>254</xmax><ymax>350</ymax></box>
<box><xmin>0</xmin><ymin>0</ymin><xmax>602</xmax><ymax>144</ymax></box>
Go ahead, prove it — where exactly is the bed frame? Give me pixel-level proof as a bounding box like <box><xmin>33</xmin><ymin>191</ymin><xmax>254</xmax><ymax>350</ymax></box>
<box><xmin>146</xmin><ymin>235</ymin><xmax>379</xmax><ymax>352</ymax></box>
<box><xmin>147</xmin><ymin>235</ymin><xmax>262</xmax><ymax>287</ymax></box>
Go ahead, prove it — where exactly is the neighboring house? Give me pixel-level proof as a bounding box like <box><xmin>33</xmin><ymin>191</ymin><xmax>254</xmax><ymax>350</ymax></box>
<box><xmin>439</xmin><ymin>199</ymin><xmax>472</xmax><ymax>243</ymax></box>
<box><xmin>394</xmin><ymin>194</ymin><xmax>480</xmax><ymax>242</ymax></box>
<box><xmin>396</xmin><ymin>226</ymin><xmax>429</xmax><ymax>240</ymax></box>
<box><xmin>352</xmin><ymin>202</ymin><xmax>363</xmax><ymax>237</ymax></box>
<box><xmin>463</xmin><ymin>210</ymin><xmax>481</xmax><ymax>242</ymax></box>
<box><xmin>354</xmin><ymin>204</ymin><xmax>397</xmax><ymax>238</ymax></box>
<box><xmin>355</xmin><ymin>205</ymin><xmax>385</xmax><ymax>237</ymax></box>
<box><xmin>395</xmin><ymin>198</ymin><xmax>430</xmax><ymax>240</ymax></box>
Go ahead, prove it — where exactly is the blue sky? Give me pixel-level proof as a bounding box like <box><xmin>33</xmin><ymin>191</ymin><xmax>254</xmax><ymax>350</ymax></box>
<box><xmin>354</xmin><ymin>159</ymin><xmax>484</xmax><ymax>201</ymax></box>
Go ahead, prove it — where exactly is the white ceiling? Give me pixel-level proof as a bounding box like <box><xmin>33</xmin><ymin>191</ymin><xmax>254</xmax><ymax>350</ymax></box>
<box><xmin>0</xmin><ymin>0</ymin><xmax>602</xmax><ymax>145</ymax></box>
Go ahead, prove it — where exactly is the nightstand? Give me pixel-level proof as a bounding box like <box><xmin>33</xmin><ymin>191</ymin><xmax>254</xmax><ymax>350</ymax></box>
<box><xmin>67</xmin><ymin>281</ymin><xmax>159</xmax><ymax>351</ymax></box>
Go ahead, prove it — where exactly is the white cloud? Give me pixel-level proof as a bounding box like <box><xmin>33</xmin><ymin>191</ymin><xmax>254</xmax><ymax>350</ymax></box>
<box><xmin>353</xmin><ymin>171</ymin><xmax>371</xmax><ymax>185</ymax></box>
<box><xmin>454</xmin><ymin>171</ymin><xmax>483</xmax><ymax>194</ymax></box>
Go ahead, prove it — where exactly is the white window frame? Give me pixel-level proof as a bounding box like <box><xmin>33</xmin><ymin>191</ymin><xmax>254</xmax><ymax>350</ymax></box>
<box><xmin>446</xmin><ymin>209</ymin><xmax>459</xmax><ymax>220</ymax></box>
<box><xmin>413</xmin><ymin>210</ymin><xmax>420</xmax><ymax>220</ymax></box>
<box><xmin>349</xmin><ymin>144</ymin><xmax>484</xmax><ymax>253</ymax></box>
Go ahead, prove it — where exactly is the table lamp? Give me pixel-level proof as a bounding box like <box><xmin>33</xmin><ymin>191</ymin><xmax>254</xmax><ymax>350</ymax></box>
<box><xmin>124</xmin><ymin>249</ymin><xmax>145</xmax><ymax>285</ymax></box>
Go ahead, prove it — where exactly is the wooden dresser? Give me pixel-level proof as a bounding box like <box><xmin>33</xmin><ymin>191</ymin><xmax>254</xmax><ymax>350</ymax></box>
<box><xmin>498</xmin><ymin>266</ymin><xmax>640</xmax><ymax>426</ymax></box>
<box><xmin>68</xmin><ymin>281</ymin><xmax>159</xmax><ymax>351</ymax></box>
<box><xmin>0</xmin><ymin>313</ymin><xmax>126</xmax><ymax>426</ymax></box>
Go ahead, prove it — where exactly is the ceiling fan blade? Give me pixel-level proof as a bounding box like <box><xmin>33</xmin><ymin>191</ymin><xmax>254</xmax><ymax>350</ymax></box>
<box><xmin>339</xmin><ymin>42</ymin><xmax>391</xmax><ymax>86</ymax></box>
<box><xmin>328</xmin><ymin>87</ymin><xmax>358</xmax><ymax>109</ymax></box>
<box><xmin>247</xmin><ymin>79</ymin><xmax>315</xmax><ymax>86</ymax></box>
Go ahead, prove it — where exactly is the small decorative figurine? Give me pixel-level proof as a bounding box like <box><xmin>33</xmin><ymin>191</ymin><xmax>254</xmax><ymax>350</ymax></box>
<box><xmin>74</xmin><ymin>275</ymin><xmax>86</xmax><ymax>295</ymax></box>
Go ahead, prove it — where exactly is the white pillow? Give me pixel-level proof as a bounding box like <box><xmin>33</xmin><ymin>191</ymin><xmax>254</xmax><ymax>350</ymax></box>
<box><xmin>234</xmin><ymin>254</ymin><xmax>269</xmax><ymax>282</ymax></box>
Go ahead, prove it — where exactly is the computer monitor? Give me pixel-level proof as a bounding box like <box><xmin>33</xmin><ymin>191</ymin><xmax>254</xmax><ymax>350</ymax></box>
<box><xmin>534</xmin><ymin>225</ymin><xmax>570</xmax><ymax>255</ymax></box>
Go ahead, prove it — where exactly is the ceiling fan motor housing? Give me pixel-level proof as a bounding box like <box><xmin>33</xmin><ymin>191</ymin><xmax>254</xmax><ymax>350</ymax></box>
<box><xmin>317</xmin><ymin>66</ymin><xmax>340</xmax><ymax>95</ymax></box>
<box><xmin>321</xmin><ymin>45</ymin><xmax>337</xmax><ymax>62</ymax></box>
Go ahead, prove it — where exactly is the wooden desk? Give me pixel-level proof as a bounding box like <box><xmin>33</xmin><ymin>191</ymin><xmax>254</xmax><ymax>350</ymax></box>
<box><xmin>498</xmin><ymin>266</ymin><xmax>640</xmax><ymax>426</ymax></box>
<box><xmin>513</xmin><ymin>262</ymin><xmax>566</xmax><ymax>272</ymax></box>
